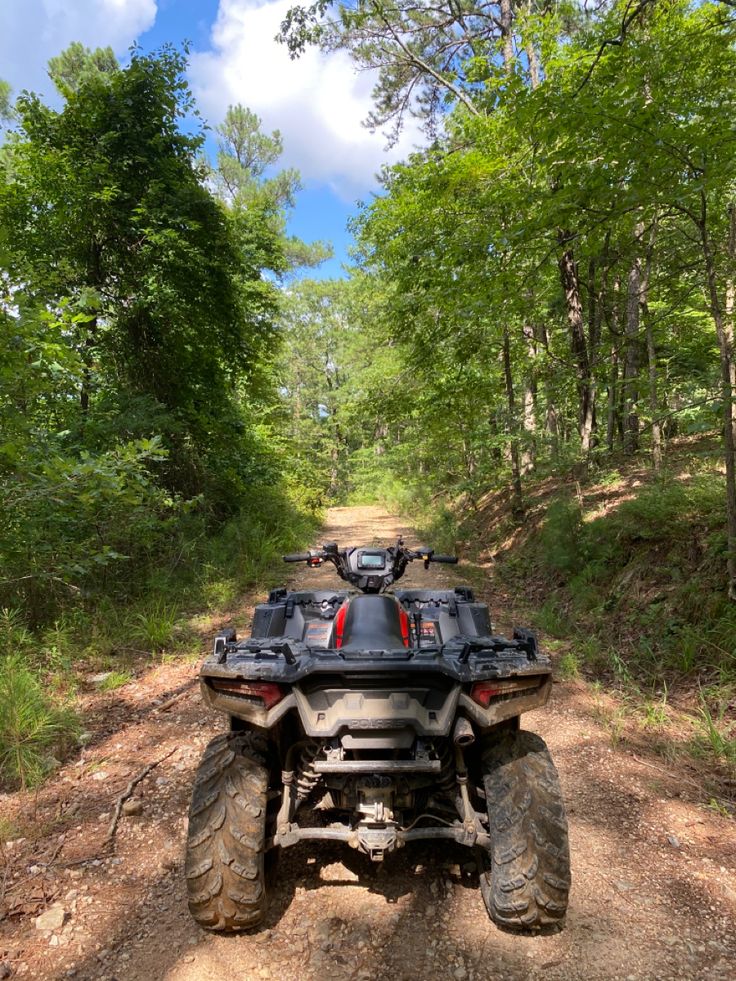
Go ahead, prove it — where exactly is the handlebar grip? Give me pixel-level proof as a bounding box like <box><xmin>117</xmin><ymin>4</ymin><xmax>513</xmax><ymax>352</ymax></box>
<box><xmin>431</xmin><ymin>555</ymin><xmax>459</xmax><ymax>564</ymax></box>
<box><xmin>283</xmin><ymin>553</ymin><xmax>311</xmax><ymax>562</ymax></box>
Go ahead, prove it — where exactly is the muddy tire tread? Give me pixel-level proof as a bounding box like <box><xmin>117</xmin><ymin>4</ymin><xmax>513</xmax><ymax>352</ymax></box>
<box><xmin>185</xmin><ymin>732</ymin><xmax>268</xmax><ymax>931</ymax></box>
<box><xmin>482</xmin><ymin>730</ymin><xmax>571</xmax><ymax>931</ymax></box>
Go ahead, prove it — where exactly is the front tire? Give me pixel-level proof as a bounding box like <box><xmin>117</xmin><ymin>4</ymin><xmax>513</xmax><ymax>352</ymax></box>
<box><xmin>185</xmin><ymin>732</ymin><xmax>269</xmax><ymax>931</ymax></box>
<box><xmin>481</xmin><ymin>731</ymin><xmax>570</xmax><ymax>930</ymax></box>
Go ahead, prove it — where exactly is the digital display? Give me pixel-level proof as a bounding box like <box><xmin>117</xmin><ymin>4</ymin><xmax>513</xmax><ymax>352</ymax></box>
<box><xmin>358</xmin><ymin>551</ymin><xmax>386</xmax><ymax>570</ymax></box>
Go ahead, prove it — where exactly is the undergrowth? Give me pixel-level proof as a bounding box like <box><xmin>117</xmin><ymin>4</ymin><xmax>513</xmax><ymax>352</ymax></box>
<box><xmin>421</xmin><ymin>446</ymin><xmax>736</xmax><ymax>786</ymax></box>
<box><xmin>0</xmin><ymin>486</ymin><xmax>321</xmax><ymax>790</ymax></box>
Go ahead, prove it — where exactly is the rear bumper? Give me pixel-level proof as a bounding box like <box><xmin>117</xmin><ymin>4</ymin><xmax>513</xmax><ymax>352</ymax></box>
<box><xmin>200</xmin><ymin>672</ymin><xmax>552</xmax><ymax>736</ymax></box>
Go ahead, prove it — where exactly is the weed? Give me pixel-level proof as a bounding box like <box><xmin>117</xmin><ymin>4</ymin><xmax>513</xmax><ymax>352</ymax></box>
<box><xmin>203</xmin><ymin>578</ymin><xmax>237</xmax><ymax>611</ymax></box>
<box><xmin>558</xmin><ymin>650</ymin><xmax>580</xmax><ymax>680</ymax></box>
<box><xmin>641</xmin><ymin>689</ymin><xmax>669</xmax><ymax>729</ymax></box>
<box><xmin>539</xmin><ymin>498</ymin><xmax>585</xmax><ymax>575</ymax></box>
<box><xmin>97</xmin><ymin>671</ymin><xmax>132</xmax><ymax>692</ymax></box>
<box><xmin>608</xmin><ymin>648</ymin><xmax>633</xmax><ymax>684</ymax></box>
<box><xmin>0</xmin><ymin>608</ymin><xmax>33</xmax><ymax>657</ymax></box>
<box><xmin>691</xmin><ymin>697</ymin><xmax>736</xmax><ymax>769</ymax></box>
<box><xmin>706</xmin><ymin>798</ymin><xmax>733</xmax><ymax>818</ymax></box>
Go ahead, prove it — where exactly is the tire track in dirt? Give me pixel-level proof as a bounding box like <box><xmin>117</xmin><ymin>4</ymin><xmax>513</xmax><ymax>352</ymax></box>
<box><xmin>1</xmin><ymin>506</ymin><xmax>735</xmax><ymax>980</ymax></box>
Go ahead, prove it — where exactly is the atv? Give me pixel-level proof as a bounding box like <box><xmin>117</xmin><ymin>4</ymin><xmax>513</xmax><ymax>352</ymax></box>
<box><xmin>185</xmin><ymin>539</ymin><xmax>570</xmax><ymax>932</ymax></box>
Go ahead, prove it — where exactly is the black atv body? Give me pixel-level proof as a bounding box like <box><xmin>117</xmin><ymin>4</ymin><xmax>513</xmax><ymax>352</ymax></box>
<box><xmin>186</xmin><ymin>539</ymin><xmax>570</xmax><ymax>933</ymax></box>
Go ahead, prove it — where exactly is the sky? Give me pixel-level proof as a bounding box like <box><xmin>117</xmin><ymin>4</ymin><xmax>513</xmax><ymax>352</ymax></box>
<box><xmin>0</xmin><ymin>0</ymin><xmax>423</xmax><ymax>278</ymax></box>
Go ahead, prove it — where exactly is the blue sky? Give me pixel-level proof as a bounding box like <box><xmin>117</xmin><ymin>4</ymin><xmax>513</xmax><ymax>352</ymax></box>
<box><xmin>0</xmin><ymin>0</ymin><xmax>422</xmax><ymax>279</ymax></box>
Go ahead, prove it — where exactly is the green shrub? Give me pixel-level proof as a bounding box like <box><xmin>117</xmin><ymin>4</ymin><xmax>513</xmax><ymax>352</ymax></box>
<box><xmin>538</xmin><ymin>498</ymin><xmax>585</xmax><ymax>576</ymax></box>
<box><xmin>0</xmin><ymin>655</ymin><xmax>79</xmax><ymax>789</ymax></box>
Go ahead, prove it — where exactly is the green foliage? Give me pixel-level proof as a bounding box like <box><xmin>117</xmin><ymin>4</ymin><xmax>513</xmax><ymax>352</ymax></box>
<box><xmin>130</xmin><ymin>601</ymin><xmax>178</xmax><ymax>652</ymax></box>
<box><xmin>0</xmin><ymin>438</ymin><xmax>183</xmax><ymax>621</ymax></box>
<box><xmin>539</xmin><ymin>500</ymin><xmax>585</xmax><ymax>576</ymax></box>
<box><xmin>0</xmin><ymin>654</ymin><xmax>79</xmax><ymax>789</ymax></box>
<box><xmin>0</xmin><ymin>78</ymin><xmax>11</xmax><ymax>122</ymax></box>
<box><xmin>47</xmin><ymin>42</ymin><xmax>118</xmax><ymax>96</ymax></box>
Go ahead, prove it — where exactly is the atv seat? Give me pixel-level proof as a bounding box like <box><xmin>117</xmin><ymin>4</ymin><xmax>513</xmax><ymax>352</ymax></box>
<box><xmin>340</xmin><ymin>595</ymin><xmax>407</xmax><ymax>652</ymax></box>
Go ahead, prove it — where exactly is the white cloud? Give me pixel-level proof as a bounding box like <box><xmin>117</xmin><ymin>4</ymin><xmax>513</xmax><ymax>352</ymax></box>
<box><xmin>189</xmin><ymin>0</ymin><xmax>423</xmax><ymax>199</ymax></box>
<box><xmin>0</xmin><ymin>0</ymin><xmax>157</xmax><ymax>102</ymax></box>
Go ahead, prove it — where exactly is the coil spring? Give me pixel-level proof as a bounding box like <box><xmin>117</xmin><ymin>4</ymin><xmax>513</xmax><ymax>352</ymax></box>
<box><xmin>436</xmin><ymin>739</ymin><xmax>456</xmax><ymax>797</ymax></box>
<box><xmin>296</xmin><ymin>742</ymin><xmax>322</xmax><ymax>801</ymax></box>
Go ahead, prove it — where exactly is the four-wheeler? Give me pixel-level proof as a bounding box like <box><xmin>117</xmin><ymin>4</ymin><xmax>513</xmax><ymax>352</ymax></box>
<box><xmin>185</xmin><ymin>539</ymin><xmax>570</xmax><ymax>932</ymax></box>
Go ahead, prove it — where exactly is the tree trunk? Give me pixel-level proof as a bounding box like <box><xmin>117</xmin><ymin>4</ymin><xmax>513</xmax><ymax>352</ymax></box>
<box><xmin>500</xmin><ymin>0</ymin><xmax>514</xmax><ymax>69</ymax></box>
<box><xmin>80</xmin><ymin>240</ymin><xmax>102</xmax><ymax>416</ymax></box>
<box><xmin>623</xmin><ymin>243</ymin><xmax>642</xmax><ymax>454</ymax></box>
<box><xmin>520</xmin><ymin>323</ymin><xmax>537</xmax><ymax>472</ymax></box>
<box><xmin>558</xmin><ymin>235</ymin><xmax>594</xmax><ymax>456</ymax></box>
<box><xmin>524</xmin><ymin>2</ymin><xmax>541</xmax><ymax>90</ymax></box>
<box><xmin>502</xmin><ymin>325</ymin><xmax>525</xmax><ymax>519</ymax></box>
<box><xmin>700</xmin><ymin>194</ymin><xmax>736</xmax><ymax>600</ymax></box>
<box><xmin>642</xmin><ymin>219</ymin><xmax>661</xmax><ymax>470</ymax></box>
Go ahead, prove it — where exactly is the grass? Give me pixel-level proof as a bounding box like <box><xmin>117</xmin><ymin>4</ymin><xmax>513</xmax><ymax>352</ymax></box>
<box><xmin>690</xmin><ymin>695</ymin><xmax>736</xmax><ymax>771</ymax></box>
<box><xmin>96</xmin><ymin>670</ymin><xmax>133</xmax><ymax>692</ymax></box>
<box><xmin>130</xmin><ymin>600</ymin><xmax>178</xmax><ymax>651</ymax></box>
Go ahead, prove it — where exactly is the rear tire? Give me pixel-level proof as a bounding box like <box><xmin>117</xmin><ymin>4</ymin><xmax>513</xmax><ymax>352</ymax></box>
<box><xmin>185</xmin><ymin>732</ymin><xmax>269</xmax><ymax>931</ymax></box>
<box><xmin>481</xmin><ymin>730</ymin><xmax>570</xmax><ymax>930</ymax></box>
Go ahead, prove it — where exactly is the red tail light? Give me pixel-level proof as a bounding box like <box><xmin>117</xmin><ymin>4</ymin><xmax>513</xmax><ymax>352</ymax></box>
<box><xmin>470</xmin><ymin>681</ymin><xmax>501</xmax><ymax>707</ymax></box>
<box><xmin>333</xmin><ymin>600</ymin><xmax>349</xmax><ymax>648</ymax></box>
<box><xmin>399</xmin><ymin>607</ymin><xmax>410</xmax><ymax>647</ymax></box>
<box><xmin>470</xmin><ymin>677</ymin><xmax>542</xmax><ymax>707</ymax></box>
<box><xmin>210</xmin><ymin>679</ymin><xmax>285</xmax><ymax>709</ymax></box>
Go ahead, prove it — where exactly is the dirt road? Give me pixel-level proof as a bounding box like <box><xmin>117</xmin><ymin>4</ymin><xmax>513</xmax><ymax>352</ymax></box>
<box><xmin>2</xmin><ymin>506</ymin><xmax>735</xmax><ymax>980</ymax></box>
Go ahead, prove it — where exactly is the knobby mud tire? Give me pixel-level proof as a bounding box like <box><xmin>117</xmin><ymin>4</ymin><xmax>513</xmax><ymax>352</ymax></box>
<box><xmin>481</xmin><ymin>730</ymin><xmax>571</xmax><ymax>931</ymax></box>
<box><xmin>185</xmin><ymin>732</ymin><xmax>269</xmax><ymax>931</ymax></box>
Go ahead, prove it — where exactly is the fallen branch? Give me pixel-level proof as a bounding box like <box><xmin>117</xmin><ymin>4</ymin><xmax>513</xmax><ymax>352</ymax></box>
<box><xmin>105</xmin><ymin>748</ymin><xmax>177</xmax><ymax>847</ymax></box>
<box><xmin>153</xmin><ymin>688</ymin><xmax>194</xmax><ymax>713</ymax></box>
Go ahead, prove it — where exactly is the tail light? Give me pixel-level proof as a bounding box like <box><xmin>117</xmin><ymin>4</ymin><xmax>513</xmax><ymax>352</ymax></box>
<box><xmin>333</xmin><ymin>600</ymin><xmax>349</xmax><ymax>648</ymax></box>
<box><xmin>470</xmin><ymin>681</ymin><xmax>501</xmax><ymax>707</ymax></box>
<box><xmin>210</xmin><ymin>679</ymin><xmax>285</xmax><ymax>709</ymax></box>
<box><xmin>470</xmin><ymin>677</ymin><xmax>542</xmax><ymax>707</ymax></box>
<box><xmin>398</xmin><ymin>607</ymin><xmax>410</xmax><ymax>647</ymax></box>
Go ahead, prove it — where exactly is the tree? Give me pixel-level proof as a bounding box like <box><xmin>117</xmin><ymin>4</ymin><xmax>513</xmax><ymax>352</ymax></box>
<box><xmin>0</xmin><ymin>46</ymin><xmax>275</xmax><ymax>507</ymax></box>
<box><xmin>0</xmin><ymin>79</ymin><xmax>11</xmax><ymax>123</ymax></box>
<box><xmin>47</xmin><ymin>42</ymin><xmax>118</xmax><ymax>96</ymax></box>
<box><xmin>214</xmin><ymin>103</ymin><xmax>331</xmax><ymax>275</ymax></box>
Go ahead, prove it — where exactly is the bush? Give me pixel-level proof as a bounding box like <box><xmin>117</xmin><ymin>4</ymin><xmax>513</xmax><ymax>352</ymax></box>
<box><xmin>538</xmin><ymin>498</ymin><xmax>586</xmax><ymax>576</ymax></box>
<box><xmin>0</xmin><ymin>654</ymin><xmax>79</xmax><ymax>789</ymax></box>
<box><xmin>0</xmin><ymin>437</ymin><xmax>185</xmax><ymax>622</ymax></box>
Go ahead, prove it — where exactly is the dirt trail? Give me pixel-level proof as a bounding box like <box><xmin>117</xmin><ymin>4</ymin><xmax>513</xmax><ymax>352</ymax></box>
<box><xmin>2</xmin><ymin>506</ymin><xmax>735</xmax><ymax>981</ymax></box>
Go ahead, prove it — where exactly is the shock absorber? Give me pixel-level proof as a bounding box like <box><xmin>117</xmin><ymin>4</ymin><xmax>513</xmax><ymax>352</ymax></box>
<box><xmin>296</xmin><ymin>742</ymin><xmax>322</xmax><ymax>801</ymax></box>
<box><xmin>435</xmin><ymin>739</ymin><xmax>456</xmax><ymax>798</ymax></box>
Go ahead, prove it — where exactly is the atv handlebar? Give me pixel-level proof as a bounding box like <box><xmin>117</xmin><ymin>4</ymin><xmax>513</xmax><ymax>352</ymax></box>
<box><xmin>281</xmin><ymin>540</ymin><xmax>459</xmax><ymax>593</ymax></box>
